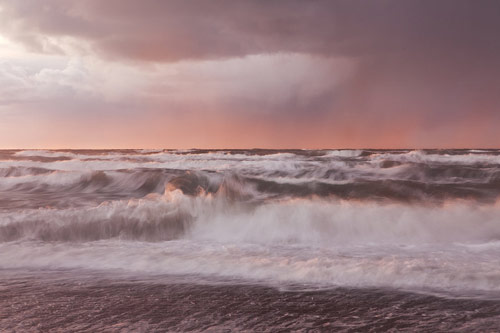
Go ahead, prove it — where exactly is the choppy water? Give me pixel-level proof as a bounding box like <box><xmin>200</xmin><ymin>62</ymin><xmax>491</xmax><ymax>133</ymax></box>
<box><xmin>1</xmin><ymin>149</ymin><xmax>500</xmax><ymax>331</ymax></box>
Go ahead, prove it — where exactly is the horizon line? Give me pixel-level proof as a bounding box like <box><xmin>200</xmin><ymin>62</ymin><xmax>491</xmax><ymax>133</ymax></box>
<box><xmin>1</xmin><ymin>147</ymin><xmax>499</xmax><ymax>151</ymax></box>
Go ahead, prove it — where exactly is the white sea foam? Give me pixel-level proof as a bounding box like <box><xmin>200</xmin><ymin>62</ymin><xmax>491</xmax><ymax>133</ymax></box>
<box><xmin>0</xmin><ymin>170</ymin><xmax>84</xmax><ymax>188</ymax></box>
<box><xmin>1</xmin><ymin>191</ymin><xmax>500</xmax><ymax>293</ymax></box>
<box><xmin>324</xmin><ymin>149</ymin><xmax>363</xmax><ymax>157</ymax></box>
<box><xmin>1</xmin><ymin>235</ymin><xmax>500</xmax><ymax>293</ymax></box>
<box><xmin>372</xmin><ymin>150</ymin><xmax>500</xmax><ymax>165</ymax></box>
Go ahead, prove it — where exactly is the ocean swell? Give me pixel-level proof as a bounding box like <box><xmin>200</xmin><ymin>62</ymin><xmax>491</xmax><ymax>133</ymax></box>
<box><xmin>1</xmin><ymin>149</ymin><xmax>500</xmax><ymax>295</ymax></box>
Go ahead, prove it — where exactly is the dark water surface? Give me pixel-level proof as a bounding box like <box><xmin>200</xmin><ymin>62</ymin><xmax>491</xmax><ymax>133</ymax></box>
<box><xmin>2</xmin><ymin>271</ymin><xmax>500</xmax><ymax>332</ymax></box>
<box><xmin>1</xmin><ymin>149</ymin><xmax>500</xmax><ymax>331</ymax></box>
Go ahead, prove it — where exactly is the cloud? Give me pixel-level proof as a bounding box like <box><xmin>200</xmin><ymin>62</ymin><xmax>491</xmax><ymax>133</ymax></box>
<box><xmin>1</xmin><ymin>1</ymin><xmax>499</xmax><ymax>62</ymax></box>
<box><xmin>0</xmin><ymin>62</ymin><xmax>33</xmax><ymax>105</ymax></box>
<box><xmin>0</xmin><ymin>51</ymin><xmax>357</xmax><ymax>148</ymax></box>
<box><xmin>0</xmin><ymin>58</ymin><xmax>95</xmax><ymax>106</ymax></box>
<box><xmin>0</xmin><ymin>0</ymin><xmax>499</xmax><ymax>148</ymax></box>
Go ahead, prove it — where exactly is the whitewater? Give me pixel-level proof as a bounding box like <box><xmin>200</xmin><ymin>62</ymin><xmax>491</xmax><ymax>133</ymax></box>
<box><xmin>1</xmin><ymin>149</ymin><xmax>500</xmax><ymax>331</ymax></box>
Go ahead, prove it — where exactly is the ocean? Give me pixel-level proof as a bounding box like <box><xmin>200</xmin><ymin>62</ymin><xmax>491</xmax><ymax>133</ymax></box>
<box><xmin>1</xmin><ymin>149</ymin><xmax>500</xmax><ymax>331</ymax></box>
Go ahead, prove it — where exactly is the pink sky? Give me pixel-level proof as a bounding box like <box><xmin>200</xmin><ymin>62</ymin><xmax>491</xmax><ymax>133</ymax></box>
<box><xmin>0</xmin><ymin>0</ymin><xmax>499</xmax><ymax>148</ymax></box>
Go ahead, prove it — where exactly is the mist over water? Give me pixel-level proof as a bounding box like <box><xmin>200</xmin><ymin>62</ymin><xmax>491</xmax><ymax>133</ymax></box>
<box><xmin>1</xmin><ymin>149</ymin><xmax>500</xmax><ymax>330</ymax></box>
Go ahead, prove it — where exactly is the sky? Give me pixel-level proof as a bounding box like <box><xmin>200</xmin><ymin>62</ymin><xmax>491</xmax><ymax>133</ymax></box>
<box><xmin>0</xmin><ymin>0</ymin><xmax>499</xmax><ymax>149</ymax></box>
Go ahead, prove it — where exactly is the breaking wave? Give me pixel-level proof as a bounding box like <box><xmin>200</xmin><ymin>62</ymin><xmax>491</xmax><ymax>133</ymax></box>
<box><xmin>1</xmin><ymin>188</ymin><xmax>500</xmax><ymax>245</ymax></box>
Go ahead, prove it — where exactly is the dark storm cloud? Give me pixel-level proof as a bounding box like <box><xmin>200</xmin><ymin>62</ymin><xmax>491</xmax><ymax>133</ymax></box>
<box><xmin>1</xmin><ymin>0</ymin><xmax>498</xmax><ymax>62</ymax></box>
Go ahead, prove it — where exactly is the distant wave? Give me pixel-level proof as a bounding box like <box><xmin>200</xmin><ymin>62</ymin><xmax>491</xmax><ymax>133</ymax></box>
<box><xmin>0</xmin><ymin>149</ymin><xmax>500</xmax><ymax>208</ymax></box>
